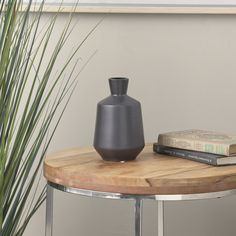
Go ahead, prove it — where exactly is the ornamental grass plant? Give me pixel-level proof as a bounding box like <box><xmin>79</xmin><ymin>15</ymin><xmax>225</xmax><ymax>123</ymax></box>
<box><xmin>0</xmin><ymin>0</ymin><xmax>97</xmax><ymax>235</ymax></box>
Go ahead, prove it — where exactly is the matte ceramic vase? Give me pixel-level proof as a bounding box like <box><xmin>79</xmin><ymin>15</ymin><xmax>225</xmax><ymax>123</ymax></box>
<box><xmin>93</xmin><ymin>77</ymin><xmax>145</xmax><ymax>162</ymax></box>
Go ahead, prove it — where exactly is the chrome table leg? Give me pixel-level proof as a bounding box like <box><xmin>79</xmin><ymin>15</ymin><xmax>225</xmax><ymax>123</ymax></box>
<box><xmin>135</xmin><ymin>198</ymin><xmax>143</xmax><ymax>236</ymax></box>
<box><xmin>158</xmin><ymin>201</ymin><xmax>164</xmax><ymax>236</ymax></box>
<box><xmin>45</xmin><ymin>184</ymin><xmax>54</xmax><ymax>236</ymax></box>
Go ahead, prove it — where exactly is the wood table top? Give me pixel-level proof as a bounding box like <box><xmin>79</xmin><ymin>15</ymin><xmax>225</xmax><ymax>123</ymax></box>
<box><xmin>44</xmin><ymin>144</ymin><xmax>236</xmax><ymax>195</ymax></box>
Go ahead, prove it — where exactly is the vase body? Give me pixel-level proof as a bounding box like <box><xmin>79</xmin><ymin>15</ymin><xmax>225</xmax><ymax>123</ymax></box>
<box><xmin>94</xmin><ymin>77</ymin><xmax>145</xmax><ymax>161</ymax></box>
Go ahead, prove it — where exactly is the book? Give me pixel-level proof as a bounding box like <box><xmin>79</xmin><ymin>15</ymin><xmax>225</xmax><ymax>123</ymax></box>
<box><xmin>157</xmin><ymin>129</ymin><xmax>236</xmax><ymax>156</ymax></box>
<box><xmin>153</xmin><ymin>143</ymin><xmax>236</xmax><ymax>166</ymax></box>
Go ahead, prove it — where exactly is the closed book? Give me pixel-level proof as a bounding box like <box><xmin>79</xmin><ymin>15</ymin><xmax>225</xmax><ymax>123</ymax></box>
<box><xmin>157</xmin><ymin>129</ymin><xmax>236</xmax><ymax>156</ymax></box>
<box><xmin>153</xmin><ymin>143</ymin><xmax>236</xmax><ymax>166</ymax></box>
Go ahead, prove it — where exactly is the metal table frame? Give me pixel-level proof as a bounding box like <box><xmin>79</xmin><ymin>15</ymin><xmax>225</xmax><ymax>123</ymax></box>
<box><xmin>45</xmin><ymin>181</ymin><xmax>236</xmax><ymax>236</ymax></box>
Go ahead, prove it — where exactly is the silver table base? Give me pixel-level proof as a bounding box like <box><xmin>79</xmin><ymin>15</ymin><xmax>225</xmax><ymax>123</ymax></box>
<box><xmin>45</xmin><ymin>181</ymin><xmax>236</xmax><ymax>236</ymax></box>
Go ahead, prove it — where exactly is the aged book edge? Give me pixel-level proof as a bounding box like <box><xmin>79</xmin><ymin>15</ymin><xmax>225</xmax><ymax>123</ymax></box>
<box><xmin>158</xmin><ymin>134</ymin><xmax>232</xmax><ymax>156</ymax></box>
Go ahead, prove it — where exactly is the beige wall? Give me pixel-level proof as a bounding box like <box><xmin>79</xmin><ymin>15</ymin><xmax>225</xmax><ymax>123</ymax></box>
<box><xmin>25</xmin><ymin>12</ymin><xmax>236</xmax><ymax>236</ymax></box>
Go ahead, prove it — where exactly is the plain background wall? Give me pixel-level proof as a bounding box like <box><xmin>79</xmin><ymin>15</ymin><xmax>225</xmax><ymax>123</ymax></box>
<box><xmin>24</xmin><ymin>12</ymin><xmax>236</xmax><ymax>236</ymax></box>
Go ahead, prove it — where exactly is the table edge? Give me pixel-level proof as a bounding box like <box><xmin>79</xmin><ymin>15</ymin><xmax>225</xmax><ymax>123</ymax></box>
<box><xmin>44</xmin><ymin>145</ymin><xmax>236</xmax><ymax>195</ymax></box>
<box><xmin>47</xmin><ymin>181</ymin><xmax>236</xmax><ymax>201</ymax></box>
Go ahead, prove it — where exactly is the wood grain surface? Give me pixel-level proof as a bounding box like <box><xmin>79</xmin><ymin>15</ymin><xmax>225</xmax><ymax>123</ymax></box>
<box><xmin>44</xmin><ymin>145</ymin><xmax>236</xmax><ymax>195</ymax></box>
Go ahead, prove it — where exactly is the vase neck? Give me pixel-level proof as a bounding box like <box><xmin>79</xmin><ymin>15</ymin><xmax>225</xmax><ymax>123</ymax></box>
<box><xmin>109</xmin><ymin>77</ymin><xmax>129</xmax><ymax>95</ymax></box>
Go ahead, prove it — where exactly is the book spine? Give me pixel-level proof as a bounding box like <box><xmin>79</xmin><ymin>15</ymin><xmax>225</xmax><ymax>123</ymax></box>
<box><xmin>153</xmin><ymin>144</ymin><xmax>218</xmax><ymax>166</ymax></box>
<box><xmin>158</xmin><ymin>134</ymin><xmax>229</xmax><ymax>156</ymax></box>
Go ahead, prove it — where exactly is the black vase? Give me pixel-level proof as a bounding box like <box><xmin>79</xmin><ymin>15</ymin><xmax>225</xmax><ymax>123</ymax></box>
<box><xmin>93</xmin><ymin>77</ymin><xmax>145</xmax><ymax>161</ymax></box>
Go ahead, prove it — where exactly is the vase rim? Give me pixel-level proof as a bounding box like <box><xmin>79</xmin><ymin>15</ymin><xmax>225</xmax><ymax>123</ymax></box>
<box><xmin>109</xmin><ymin>77</ymin><xmax>129</xmax><ymax>81</ymax></box>
<box><xmin>109</xmin><ymin>77</ymin><xmax>129</xmax><ymax>95</ymax></box>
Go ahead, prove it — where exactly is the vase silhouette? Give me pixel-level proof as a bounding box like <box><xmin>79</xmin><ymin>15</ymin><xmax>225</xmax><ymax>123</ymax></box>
<box><xmin>94</xmin><ymin>77</ymin><xmax>145</xmax><ymax>161</ymax></box>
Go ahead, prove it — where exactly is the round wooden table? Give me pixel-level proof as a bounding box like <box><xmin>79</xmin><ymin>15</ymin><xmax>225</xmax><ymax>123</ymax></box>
<box><xmin>44</xmin><ymin>144</ymin><xmax>236</xmax><ymax>236</ymax></box>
